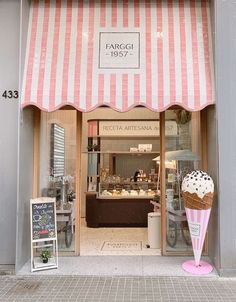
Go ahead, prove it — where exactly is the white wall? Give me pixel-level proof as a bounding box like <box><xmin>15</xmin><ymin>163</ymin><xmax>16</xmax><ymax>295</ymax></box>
<box><xmin>0</xmin><ymin>0</ymin><xmax>20</xmax><ymax>264</ymax></box>
<box><xmin>16</xmin><ymin>108</ymin><xmax>34</xmax><ymax>271</ymax></box>
<box><xmin>15</xmin><ymin>0</ymin><xmax>31</xmax><ymax>272</ymax></box>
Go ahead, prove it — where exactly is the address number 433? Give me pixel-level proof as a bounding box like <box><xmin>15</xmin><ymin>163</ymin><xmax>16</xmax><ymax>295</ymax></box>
<box><xmin>2</xmin><ymin>90</ymin><xmax>18</xmax><ymax>99</ymax></box>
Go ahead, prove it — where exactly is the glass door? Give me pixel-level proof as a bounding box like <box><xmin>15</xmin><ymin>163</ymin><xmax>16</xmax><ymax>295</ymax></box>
<box><xmin>163</xmin><ymin>110</ymin><xmax>202</xmax><ymax>254</ymax></box>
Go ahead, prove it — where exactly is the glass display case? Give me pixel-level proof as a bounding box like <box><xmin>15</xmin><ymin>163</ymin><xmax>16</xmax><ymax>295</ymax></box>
<box><xmin>99</xmin><ymin>181</ymin><xmax>157</xmax><ymax>198</ymax></box>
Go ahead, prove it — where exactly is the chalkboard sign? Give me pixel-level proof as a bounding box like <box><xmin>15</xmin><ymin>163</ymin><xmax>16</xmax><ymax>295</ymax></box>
<box><xmin>31</xmin><ymin>200</ymin><xmax>56</xmax><ymax>240</ymax></box>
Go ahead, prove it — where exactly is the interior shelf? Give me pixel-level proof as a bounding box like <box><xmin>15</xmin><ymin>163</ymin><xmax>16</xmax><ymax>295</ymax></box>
<box><xmin>83</xmin><ymin>151</ymin><xmax>159</xmax><ymax>154</ymax></box>
<box><xmin>33</xmin><ymin>256</ymin><xmax>57</xmax><ymax>270</ymax></box>
<box><xmin>33</xmin><ymin>243</ymin><xmax>53</xmax><ymax>249</ymax></box>
<box><xmin>100</xmin><ymin>181</ymin><xmax>157</xmax><ymax>184</ymax></box>
<box><xmin>88</xmin><ymin>135</ymin><xmax>160</xmax><ymax>138</ymax></box>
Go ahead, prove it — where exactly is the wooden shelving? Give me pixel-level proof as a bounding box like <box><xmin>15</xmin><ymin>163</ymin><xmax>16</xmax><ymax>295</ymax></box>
<box><xmin>83</xmin><ymin>151</ymin><xmax>159</xmax><ymax>154</ymax></box>
<box><xmin>88</xmin><ymin>135</ymin><xmax>161</xmax><ymax>138</ymax></box>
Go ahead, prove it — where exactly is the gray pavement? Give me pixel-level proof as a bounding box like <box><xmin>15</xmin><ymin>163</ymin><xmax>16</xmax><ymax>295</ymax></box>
<box><xmin>17</xmin><ymin>256</ymin><xmax>218</xmax><ymax>277</ymax></box>
<box><xmin>1</xmin><ymin>275</ymin><xmax>236</xmax><ymax>302</ymax></box>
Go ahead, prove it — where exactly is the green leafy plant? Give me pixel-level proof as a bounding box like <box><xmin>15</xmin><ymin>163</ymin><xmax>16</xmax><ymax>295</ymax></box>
<box><xmin>172</xmin><ymin>198</ymin><xmax>180</xmax><ymax>210</ymax></box>
<box><xmin>40</xmin><ymin>249</ymin><xmax>51</xmax><ymax>263</ymax></box>
<box><xmin>87</xmin><ymin>144</ymin><xmax>93</xmax><ymax>151</ymax></box>
<box><xmin>93</xmin><ymin>144</ymin><xmax>100</xmax><ymax>151</ymax></box>
<box><xmin>174</xmin><ymin>109</ymin><xmax>191</xmax><ymax>125</ymax></box>
<box><xmin>153</xmin><ymin>194</ymin><xmax>160</xmax><ymax>203</ymax></box>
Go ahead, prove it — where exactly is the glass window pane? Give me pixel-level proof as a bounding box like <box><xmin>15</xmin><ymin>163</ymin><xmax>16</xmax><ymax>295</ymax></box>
<box><xmin>39</xmin><ymin>110</ymin><xmax>77</xmax><ymax>253</ymax></box>
<box><xmin>165</xmin><ymin>110</ymin><xmax>201</xmax><ymax>252</ymax></box>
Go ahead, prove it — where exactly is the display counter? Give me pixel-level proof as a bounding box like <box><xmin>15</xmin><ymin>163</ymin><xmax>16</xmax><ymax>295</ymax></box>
<box><xmin>86</xmin><ymin>192</ymin><xmax>154</xmax><ymax>227</ymax></box>
<box><xmin>99</xmin><ymin>181</ymin><xmax>157</xmax><ymax>198</ymax></box>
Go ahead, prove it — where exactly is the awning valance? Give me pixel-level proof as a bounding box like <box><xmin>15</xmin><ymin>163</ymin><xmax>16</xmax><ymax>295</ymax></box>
<box><xmin>21</xmin><ymin>0</ymin><xmax>214</xmax><ymax>112</ymax></box>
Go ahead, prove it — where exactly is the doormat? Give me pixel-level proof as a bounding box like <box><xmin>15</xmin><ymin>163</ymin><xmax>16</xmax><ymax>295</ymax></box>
<box><xmin>101</xmin><ymin>241</ymin><xmax>142</xmax><ymax>251</ymax></box>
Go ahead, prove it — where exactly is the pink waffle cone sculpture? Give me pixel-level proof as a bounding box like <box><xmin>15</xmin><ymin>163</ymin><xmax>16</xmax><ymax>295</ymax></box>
<box><xmin>181</xmin><ymin>170</ymin><xmax>214</xmax><ymax>275</ymax></box>
<box><xmin>185</xmin><ymin>207</ymin><xmax>211</xmax><ymax>267</ymax></box>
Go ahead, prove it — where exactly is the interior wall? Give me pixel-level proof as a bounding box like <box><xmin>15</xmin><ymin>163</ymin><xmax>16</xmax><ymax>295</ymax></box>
<box><xmin>115</xmin><ymin>154</ymin><xmax>156</xmax><ymax>178</ymax></box>
<box><xmin>0</xmin><ymin>0</ymin><xmax>20</xmax><ymax>265</ymax></box>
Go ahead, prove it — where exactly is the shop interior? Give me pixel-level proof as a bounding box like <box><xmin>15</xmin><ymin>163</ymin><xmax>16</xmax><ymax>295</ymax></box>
<box><xmin>39</xmin><ymin>107</ymin><xmax>201</xmax><ymax>256</ymax></box>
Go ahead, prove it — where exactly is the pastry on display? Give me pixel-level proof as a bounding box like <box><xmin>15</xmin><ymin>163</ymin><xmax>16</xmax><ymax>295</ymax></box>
<box><xmin>112</xmin><ymin>189</ymin><xmax>121</xmax><ymax>196</ymax></box>
<box><xmin>130</xmin><ymin>190</ymin><xmax>138</xmax><ymax>196</ymax></box>
<box><xmin>182</xmin><ymin>170</ymin><xmax>214</xmax><ymax>209</ymax></box>
<box><xmin>121</xmin><ymin>189</ymin><xmax>129</xmax><ymax>196</ymax></box>
<box><xmin>147</xmin><ymin>189</ymin><xmax>155</xmax><ymax>196</ymax></box>
<box><xmin>102</xmin><ymin>190</ymin><xmax>112</xmax><ymax>196</ymax></box>
<box><xmin>139</xmin><ymin>189</ymin><xmax>146</xmax><ymax>196</ymax></box>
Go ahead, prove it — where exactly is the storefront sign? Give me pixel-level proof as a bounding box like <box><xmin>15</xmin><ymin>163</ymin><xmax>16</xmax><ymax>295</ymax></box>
<box><xmin>99</xmin><ymin>32</ymin><xmax>140</xmax><ymax>69</ymax></box>
<box><xmin>99</xmin><ymin>120</ymin><xmax>177</xmax><ymax>136</ymax></box>
<box><xmin>31</xmin><ymin>201</ymin><xmax>56</xmax><ymax>240</ymax></box>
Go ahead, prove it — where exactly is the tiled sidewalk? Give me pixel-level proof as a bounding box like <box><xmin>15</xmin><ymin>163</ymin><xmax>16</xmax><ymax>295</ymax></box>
<box><xmin>0</xmin><ymin>275</ymin><xmax>236</xmax><ymax>302</ymax></box>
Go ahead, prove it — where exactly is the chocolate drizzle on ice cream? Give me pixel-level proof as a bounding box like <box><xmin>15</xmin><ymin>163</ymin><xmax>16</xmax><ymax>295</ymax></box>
<box><xmin>181</xmin><ymin>170</ymin><xmax>214</xmax><ymax>210</ymax></box>
<box><xmin>182</xmin><ymin>170</ymin><xmax>214</xmax><ymax>199</ymax></box>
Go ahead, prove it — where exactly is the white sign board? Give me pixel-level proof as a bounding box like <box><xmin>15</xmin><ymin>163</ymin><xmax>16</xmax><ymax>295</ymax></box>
<box><xmin>99</xmin><ymin>32</ymin><xmax>140</xmax><ymax>69</ymax></box>
<box><xmin>188</xmin><ymin>222</ymin><xmax>201</xmax><ymax>237</ymax></box>
<box><xmin>99</xmin><ymin>120</ymin><xmax>177</xmax><ymax>136</ymax></box>
<box><xmin>30</xmin><ymin>198</ymin><xmax>58</xmax><ymax>272</ymax></box>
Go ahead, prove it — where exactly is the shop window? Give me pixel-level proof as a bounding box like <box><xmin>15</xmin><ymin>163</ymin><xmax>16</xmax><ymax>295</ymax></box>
<box><xmin>39</xmin><ymin>111</ymin><xmax>77</xmax><ymax>253</ymax></box>
<box><xmin>165</xmin><ymin>110</ymin><xmax>201</xmax><ymax>253</ymax></box>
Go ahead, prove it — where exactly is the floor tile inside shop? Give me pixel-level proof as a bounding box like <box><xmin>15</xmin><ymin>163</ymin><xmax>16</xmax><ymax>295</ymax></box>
<box><xmin>57</xmin><ymin>218</ymin><xmax>161</xmax><ymax>255</ymax></box>
<box><xmin>80</xmin><ymin>218</ymin><xmax>161</xmax><ymax>256</ymax></box>
<box><xmin>58</xmin><ymin>218</ymin><xmax>192</xmax><ymax>255</ymax></box>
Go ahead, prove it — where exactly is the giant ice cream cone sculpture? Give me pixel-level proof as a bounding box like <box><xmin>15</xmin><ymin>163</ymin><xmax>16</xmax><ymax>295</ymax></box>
<box><xmin>181</xmin><ymin>170</ymin><xmax>214</xmax><ymax>274</ymax></box>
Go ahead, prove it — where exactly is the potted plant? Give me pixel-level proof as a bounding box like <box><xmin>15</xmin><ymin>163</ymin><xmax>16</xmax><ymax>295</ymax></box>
<box><xmin>87</xmin><ymin>144</ymin><xmax>93</xmax><ymax>151</ymax></box>
<box><xmin>40</xmin><ymin>248</ymin><xmax>51</xmax><ymax>263</ymax></box>
<box><xmin>93</xmin><ymin>144</ymin><xmax>100</xmax><ymax>151</ymax></box>
<box><xmin>174</xmin><ymin>109</ymin><xmax>191</xmax><ymax>124</ymax></box>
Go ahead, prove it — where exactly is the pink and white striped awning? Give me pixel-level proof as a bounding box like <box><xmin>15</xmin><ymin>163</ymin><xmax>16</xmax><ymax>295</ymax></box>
<box><xmin>21</xmin><ymin>0</ymin><xmax>214</xmax><ymax>112</ymax></box>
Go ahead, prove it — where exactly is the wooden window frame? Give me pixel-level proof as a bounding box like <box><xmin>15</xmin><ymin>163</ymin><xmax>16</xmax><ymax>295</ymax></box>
<box><xmin>33</xmin><ymin>107</ymin><xmax>208</xmax><ymax>256</ymax></box>
<box><xmin>32</xmin><ymin>107</ymin><xmax>82</xmax><ymax>256</ymax></box>
<box><xmin>161</xmin><ymin>109</ymin><xmax>208</xmax><ymax>256</ymax></box>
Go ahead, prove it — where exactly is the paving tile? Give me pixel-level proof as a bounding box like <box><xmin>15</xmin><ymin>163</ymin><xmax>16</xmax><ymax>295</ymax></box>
<box><xmin>1</xmin><ymin>275</ymin><xmax>236</xmax><ymax>302</ymax></box>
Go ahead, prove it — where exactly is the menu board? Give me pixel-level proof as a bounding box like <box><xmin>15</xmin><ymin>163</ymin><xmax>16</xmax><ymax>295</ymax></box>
<box><xmin>31</xmin><ymin>201</ymin><xmax>56</xmax><ymax>240</ymax></box>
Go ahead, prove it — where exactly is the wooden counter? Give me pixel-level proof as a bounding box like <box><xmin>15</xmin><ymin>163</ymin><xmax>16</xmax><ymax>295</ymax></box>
<box><xmin>86</xmin><ymin>193</ymin><xmax>153</xmax><ymax>227</ymax></box>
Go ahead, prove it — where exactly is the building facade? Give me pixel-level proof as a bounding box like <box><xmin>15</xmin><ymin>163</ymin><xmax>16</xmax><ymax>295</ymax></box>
<box><xmin>0</xmin><ymin>0</ymin><xmax>236</xmax><ymax>276</ymax></box>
